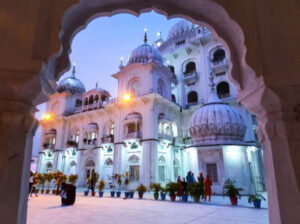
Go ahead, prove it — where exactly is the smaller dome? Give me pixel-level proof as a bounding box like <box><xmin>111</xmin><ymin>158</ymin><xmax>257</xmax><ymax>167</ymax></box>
<box><xmin>188</xmin><ymin>74</ymin><xmax>247</xmax><ymax>146</ymax></box>
<box><xmin>128</xmin><ymin>43</ymin><xmax>163</xmax><ymax>66</ymax></box>
<box><xmin>57</xmin><ymin>67</ymin><xmax>86</xmax><ymax>94</ymax></box>
<box><xmin>168</xmin><ymin>20</ymin><xmax>194</xmax><ymax>40</ymax></box>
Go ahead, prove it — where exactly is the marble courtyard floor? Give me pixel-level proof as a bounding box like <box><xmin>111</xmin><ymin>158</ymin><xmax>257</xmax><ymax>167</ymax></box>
<box><xmin>27</xmin><ymin>193</ymin><xmax>269</xmax><ymax>224</ymax></box>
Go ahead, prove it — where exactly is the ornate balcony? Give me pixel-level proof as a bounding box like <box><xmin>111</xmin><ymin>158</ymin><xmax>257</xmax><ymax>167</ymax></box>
<box><xmin>43</xmin><ymin>143</ymin><xmax>55</xmax><ymax>149</ymax></box>
<box><xmin>125</xmin><ymin>131</ymin><xmax>142</xmax><ymax>140</ymax></box>
<box><xmin>101</xmin><ymin>135</ymin><xmax>114</xmax><ymax>144</ymax></box>
<box><xmin>183</xmin><ymin>71</ymin><xmax>198</xmax><ymax>85</ymax></box>
<box><xmin>210</xmin><ymin>58</ymin><xmax>228</xmax><ymax>75</ymax></box>
<box><xmin>158</xmin><ymin>133</ymin><xmax>173</xmax><ymax>142</ymax></box>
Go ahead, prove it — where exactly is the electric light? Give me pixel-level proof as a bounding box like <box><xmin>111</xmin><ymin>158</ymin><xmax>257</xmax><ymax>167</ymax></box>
<box><xmin>157</xmin><ymin>42</ymin><xmax>161</xmax><ymax>47</ymax></box>
<box><xmin>120</xmin><ymin>56</ymin><xmax>124</xmax><ymax>61</ymax></box>
<box><xmin>44</xmin><ymin>113</ymin><xmax>52</xmax><ymax>120</ymax></box>
<box><xmin>166</xmin><ymin>60</ymin><xmax>170</xmax><ymax>65</ymax></box>
<box><xmin>157</xmin><ymin>31</ymin><xmax>161</xmax><ymax>37</ymax></box>
<box><xmin>144</xmin><ymin>28</ymin><xmax>147</xmax><ymax>32</ymax></box>
<box><xmin>122</xmin><ymin>93</ymin><xmax>131</xmax><ymax>102</ymax></box>
<box><xmin>73</xmin><ymin>62</ymin><xmax>76</xmax><ymax>66</ymax></box>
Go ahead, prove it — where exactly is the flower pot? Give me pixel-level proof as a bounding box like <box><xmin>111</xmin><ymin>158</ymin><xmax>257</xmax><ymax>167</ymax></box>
<box><xmin>154</xmin><ymin>192</ymin><xmax>159</xmax><ymax>200</ymax></box>
<box><xmin>110</xmin><ymin>191</ymin><xmax>115</xmax><ymax>197</ymax></box>
<box><xmin>160</xmin><ymin>193</ymin><xmax>166</xmax><ymax>201</ymax></box>
<box><xmin>99</xmin><ymin>191</ymin><xmax>104</xmax><ymax>197</ymax></box>
<box><xmin>182</xmin><ymin>194</ymin><xmax>189</xmax><ymax>202</ymax></box>
<box><xmin>125</xmin><ymin>192</ymin><xmax>129</xmax><ymax>198</ymax></box>
<box><xmin>193</xmin><ymin>195</ymin><xmax>200</xmax><ymax>203</ymax></box>
<box><xmin>253</xmin><ymin>199</ymin><xmax>261</xmax><ymax>208</ymax></box>
<box><xmin>84</xmin><ymin>190</ymin><xmax>89</xmax><ymax>196</ymax></box>
<box><xmin>116</xmin><ymin>191</ymin><xmax>121</xmax><ymax>198</ymax></box>
<box><xmin>41</xmin><ymin>189</ymin><xmax>44</xmax><ymax>194</ymax></box>
<box><xmin>138</xmin><ymin>192</ymin><xmax>144</xmax><ymax>199</ymax></box>
<box><xmin>91</xmin><ymin>191</ymin><xmax>96</xmax><ymax>197</ymax></box>
<box><xmin>36</xmin><ymin>189</ymin><xmax>40</xmax><ymax>193</ymax></box>
<box><xmin>170</xmin><ymin>194</ymin><xmax>176</xmax><ymax>202</ymax></box>
<box><xmin>52</xmin><ymin>190</ymin><xmax>56</xmax><ymax>194</ymax></box>
<box><xmin>230</xmin><ymin>197</ymin><xmax>238</xmax><ymax>206</ymax></box>
<box><xmin>45</xmin><ymin>189</ymin><xmax>50</xmax><ymax>194</ymax></box>
<box><xmin>129</xmin><ymin>192</ymin><xmax>134</xmax><ymax>198</ymax></box>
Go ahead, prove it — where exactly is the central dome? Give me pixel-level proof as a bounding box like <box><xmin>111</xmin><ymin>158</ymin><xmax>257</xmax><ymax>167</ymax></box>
<box><xmin>128</xmin><ymin>43</ymin><xmax>163</xmax><ymax>65</ymax></box>
<box><xmin>57</xmin><ymin>66</ymin><xmax>86</xmax><ymax>94</ymax></box>
<box><xmin>168</xmin><ymin>20</ymin><xmax>194</xmax><ymax>40</ymax></box>
<box><xmin>188</xmin><ymin>74</ymin><xmax>247</xmax><ymax>146</ymax></box>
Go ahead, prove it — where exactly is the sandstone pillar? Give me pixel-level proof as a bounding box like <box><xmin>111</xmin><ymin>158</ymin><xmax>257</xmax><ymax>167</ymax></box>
<box><xmin>0</xmin><ymin>100</ymin><xmax>38</xmax><ymax>224</ymax></box>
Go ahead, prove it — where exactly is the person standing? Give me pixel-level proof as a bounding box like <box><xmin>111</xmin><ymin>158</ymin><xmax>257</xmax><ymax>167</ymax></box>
<box><xmin>29</xmin><ymin>172</ymin><xmax>34</xmax><ymax>195</ymax></box>
<box><xmin>198</xmin><ymin>172</ymin><xmax>205</xmax><ymax>200</ymax></box>
<box><xmin>204</xmin><ymin>175</ymin><xmax>212</xmax><ymax>201</ymax></box>
<box><xmin>182</xmin><ymin>177</ymin><xmax>188</xmax><ymax>196</ymax></box>
<box><xmin>30</xmin><ymin>174</ymin><xmax>38</xmax><ymax>197</ymax></box>
<box><xmin>177</xmin><ymin>176</ymin><xmax>183</xmax><ymax>198</ymax></box>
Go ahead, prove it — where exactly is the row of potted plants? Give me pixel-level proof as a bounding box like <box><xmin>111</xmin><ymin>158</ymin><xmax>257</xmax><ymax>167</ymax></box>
<box><xmin>87</xmin><ymin>176</ymin><xmax>265</xmax><ymax>208</ymax></box>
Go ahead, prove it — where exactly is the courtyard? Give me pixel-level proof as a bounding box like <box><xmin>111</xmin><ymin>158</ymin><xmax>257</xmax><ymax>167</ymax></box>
<box><xmin>27</xmin><ymin>192</ymin><xmax>269</xmax><ymax>224</ymax></box>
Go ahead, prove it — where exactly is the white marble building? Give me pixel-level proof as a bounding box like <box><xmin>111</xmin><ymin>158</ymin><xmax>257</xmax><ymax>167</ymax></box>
<box><xmin>37</xmin><ymin>20</ymin><xmax>265</xmax><ymax>194</ymax></box>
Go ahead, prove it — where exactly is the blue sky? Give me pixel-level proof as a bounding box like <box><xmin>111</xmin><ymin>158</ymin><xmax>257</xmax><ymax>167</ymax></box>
<box><xmin>32</xmin><ymin>11</ymin><xmax>182</xmax><ymax>156</ymax></box>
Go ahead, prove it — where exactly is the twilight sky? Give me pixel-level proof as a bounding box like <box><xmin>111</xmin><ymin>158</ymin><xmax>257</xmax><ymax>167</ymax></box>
<box><xmin>32</xmin><ymin>11</ymin><xmax>183</xmax><ymax>156</ymax></box>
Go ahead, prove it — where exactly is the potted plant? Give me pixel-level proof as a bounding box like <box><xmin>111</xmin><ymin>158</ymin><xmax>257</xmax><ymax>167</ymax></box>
<box><xmin>124</xmin><ymin>172</ymin><xmax>130</xmax><ymax>198</ymax></box>
<box><xmin>187</xmin><ymin>182</ymin><xmax>203</xmax><ymax>202</ymax></box>
<box><xmin>223</xmin><ymin>179</ymin><xmax>244</xmax><ymax>205</ymax></box>
<box><xmin>248</xmin><ymin>193</ymin><xmax>266</xmax><ymax>208</ymax></box>
<box><xmin>98</xmin><ymin>179</ymin><xmax>105</xmax><ymax>197</ymax></box>
<box><xmin>136</xmin><ymin>184</ymin><xmax>147</xmax><ymax>199</ymax></box>
<box><xmin>44</xmin><ymin>172</ymin><xmax>54</xmax><ymax>194</ymax></box>
<box><xmin>84</xmin><ymin>177</ymin><xmax>91</xmax><ymax>196</ymax></box>
<box><xmin>37</xmin><ymin>173</ymin><xmax>46</xmax><ymax>193</ymax></box>
<box><xmin>166</xmin><ymin>182</ymin><xmax>179</xmax><ymax>202</ymax></box>
<box><xmin>68</xmin><ymin>174</ymin><xmax>78</xmax><ymax>185</ymax></box>
<box><xmin>129</xmin><ymin>190</ymin><xmax>135</xmax><ymax>198</ymax></box>
<box><xmin>116</xmin><ymin>174</ymin><xmax>122</xmax><ymax>198</ymax></box>
<box><xmin>150</xmin><ymin>183</ymin><xmax>161</xmax><ymax>200</ymax></box>
<box><xmin>160</xmin><ymin>187</ymin><xmax>167</xmax><ymax>201</ymax></box>
<box><xmin>91</xmin><ymin>172</ymin><xmax>99</xmax><ymax>196</ymax></box>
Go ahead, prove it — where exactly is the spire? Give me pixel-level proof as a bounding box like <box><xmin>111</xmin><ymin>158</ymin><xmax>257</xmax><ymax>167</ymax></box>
<box><xmin>72</xmin><ymin>62</ymin><xmax>76</xmax><ymax>76</ymax></box>
<box><xmin>119</xmin><ymin>56</ymin><xmax>124</xmax><ymax>70</ymax></box>
<box><xmin>144</xmin><ymin>28</ymin><xmax>148</xmax><ymax>43</ymax></box>
<box><xmin>207</xmin><ymin>70</ymin><xmax>222</xmax><ymax>103</ymax></box>
<box><xmin>95</xmin><ymin>82</ymin><xmax>98</xmax><ymax>88</ymax></box>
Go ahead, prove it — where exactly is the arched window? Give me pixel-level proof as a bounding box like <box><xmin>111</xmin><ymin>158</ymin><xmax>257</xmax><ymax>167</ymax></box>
<box><xmin>84</xmin><ymin>98</ymin><xmax>88</xmax><ymax>106</ymax></box>
<box><xmin>128</xmin><ymin>155</ymin><xmax>140</xmax><ymax>180</ymax></box>
<box><xmin>213</xmin><ymin>49</ymin><xmax>225</xmax><ymax>63</ymax></box>
<box><xmin>184</xmin><ymin>62</ymin><xmax>196</xmax><ymax>74</ymax></box>
<box><xmin>101</xmin><ymin>95</ymin><xmax>107</xmax><ymax>102</ymax></box>
<box><xmin>172</xmin><ymin>94</ymin><xmax>176</xmax><ymax>103</ymax></box>
<box><xmin>130</xmin><ymin>80</ymin><xmax>140</xmax><ymax>97</ymax></box>
<box><xmin>173</xmin><ymin>158</ymin><xmax>180</xmax><ymax>180</ymax></box>
<box><xmin>105</xmin><ymin>158</ymin><xmax>113</xmax><ymax>166</ymax></box>
<box><xmin>69</xmin><ymin>161</ymin><xmax>76</xmax><ymax>175</ymax></box>
<box><xmin>168</xmin><ymin>65</ymin><xmax>175</xmax><ymax>74</ymax></box>
<box><xmin>217</xmin><ymin>82</ymin><xmax>230</xmax><ymax>98</ymax></box>
<box><xmin>157</xmin><ymin>79</ymin><xmax>165</xmax><ymax>96</ymax></box>
<box><xmin>88</xmin><ymin>95</ymin><xmax>94</xmax><ymax>105</ymax></box>
<box><xmin>75</xmin><ymin>99</ymin><xmax>82</xmax><ymax>107</ymax></box>
<box><xmin>172</xmin><ymin>123</ymin><xmax>178</xmax><ymax>137</ymax></box>
<box><xmin>187</xmin><ymin>91</ymin><xmax>198</xmax><ymax>104</ymax></box>
<box><xmin>94</xmin><ymin>95</ymin><xmax>99</xmax><ymax>103</ymax></box>
<box><xmin>46</xmin><ymin>162</ymin><xmax>52</xmax><ymax>173</ymax></box>
<box><xmin>109</xmin><ymin>124</ymin><xmax>115</xmax><ymax>136</ymax></box>
<box><xmin>86</xmin><ymin>160</ymin><xmax>95</xmax><ymax>179</ymax></box>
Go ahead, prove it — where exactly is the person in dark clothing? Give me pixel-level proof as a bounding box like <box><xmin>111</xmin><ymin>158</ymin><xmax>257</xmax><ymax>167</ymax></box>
<box><xmin>197</xmin><ymin>172</ymin><xmax>205</xmax><ymax>199</ymax></box>
<box><xmin>29</xmin><ymin>171</ymin><xmax>34</xmax><ymax>195</ymax></box>
<box><xmin>61</xmin><ymin>182</ymin><xmax>76</xmax><ymax>206</ymax></box>
<box><xmin>182</xmin><ymin>177</ymin><xmax>188</xmax><ymax>195</ymax></box>
<box><xmin>186</xmin><ymin>171</ymin><xmax>193</xmax><ymax>184</ymax></box>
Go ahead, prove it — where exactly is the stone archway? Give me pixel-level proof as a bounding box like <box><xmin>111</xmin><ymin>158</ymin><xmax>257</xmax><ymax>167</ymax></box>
<box><xmin>0</xmin><ymin>1</ymin><xmax>299</xmax><ymax>224</ymax></box>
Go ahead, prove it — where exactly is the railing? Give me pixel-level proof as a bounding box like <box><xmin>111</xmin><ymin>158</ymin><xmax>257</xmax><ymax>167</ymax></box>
<box><xmin>158</xmin><ymin>133</ymin><xmax>173</xmax><ymax>142</ymax></box>
<box><xmin>183</xmin><ymin>71</ymin><xmax>198</xmax><ymax>85</ymax></box>
<box><xmin>101</xmin><ymin>135</ymin><xmax>114</xmax><ymax>144</ymax></box>
<box><xmin>43</xmin><ymin>143</ymin><xmax>55</xmax><ymax>149</ymax></box>
<box><xmin>125</xmin><ymin>131</ymin><xmax>142</xmax><ymax>140</ymax></box>
<box><xmin>83</xmin><ymin>139</ymin><xmax>97</xmax><ymax>145</ymax></box>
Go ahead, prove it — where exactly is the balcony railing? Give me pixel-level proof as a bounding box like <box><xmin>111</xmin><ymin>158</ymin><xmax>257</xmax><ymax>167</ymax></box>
<box><xmin>43</xmin><ymin>143</ymin><xmax>55</xmax><ymax>149</ymax></box>
<box><xmin>210</xmin><ymin>58</ymin><xmax>228</xmax><ymax>74</ymax></box>
<box><xmin>83</xmin><ymin>138</ymin><xmax>97</xmax><ymax>145</ymax></box>
<box><xmin>183</xmin><ymin>71</ymin><xmax>198</xmax><ymax>85</ymax></box>
<box><xmin>158</xmin><ymin>133</ymin><xmax>173</xmax><ymax>142</ymax></box>
<box><xmin>125</xmin><ymin>131</ymin><xmax>142</xmax><ymax>140</ymax></box>
<box><xmin>101</xmin><ymin>135</ymin><xmax>114</xmax><ymax>144</ymax></box>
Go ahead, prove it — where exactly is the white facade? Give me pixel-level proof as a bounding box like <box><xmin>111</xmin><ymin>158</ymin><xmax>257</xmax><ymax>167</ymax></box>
<box><xmin>37</xmin><ymin>20</ymin><xmax>265</xmax><ymax>194</ymax></box>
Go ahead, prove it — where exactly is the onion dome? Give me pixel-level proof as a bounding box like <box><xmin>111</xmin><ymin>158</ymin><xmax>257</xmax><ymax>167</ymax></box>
<box><xmin>128</xmin><ymin>30</ymin><xmax>163</xmax><ymax>66</ymax></box>
<box><xmin>168</xmin><ymin>20</ymin><xmax>194</xmax><ymax>40</ymax></box>
<box><xmin>57</xmin><ymin>65</ymin><xmax>86</xmax><ymax>94</ymax></box>
<box><xmin>188</xmin><ymin>72</ymin><xmax>247</xmax><ymax>146</ymax></box>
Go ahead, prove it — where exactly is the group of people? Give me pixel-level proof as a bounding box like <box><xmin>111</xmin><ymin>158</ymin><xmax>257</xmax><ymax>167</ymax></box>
<box><xmin>177</xmin><ymin>171</ymin><xmax>213</xmax><ymax>201</ymax></box>
<box><xmin>29</xmin><ymin>172</ymin><xmax>38</xmax><ymax>197</ymax></box>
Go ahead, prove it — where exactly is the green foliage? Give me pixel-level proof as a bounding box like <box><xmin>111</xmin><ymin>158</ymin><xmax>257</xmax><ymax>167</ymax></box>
<box><xmin>187</xmin><ymin>182</ymin><xmax>203</xmax><ymax>202</ymax></box>
<box><xmin>53</xmin><ymin>170</ymin><xmax>63</xmax><ymax>180</ymax></box>
<box><xmin>117</xmin><ymin>174</ymin><xmax>122</xmax><ymax>186</ymax></box>
<box><xmin>223</xmin><ymin>179</ymin><xmax>244</xmax><ymax>199</ymax></box>
<box><xmin>166</xmin><ymin>182</ymin><xmax>179</xmax><ymax>196</ymax></box>
<box><xmin>248</xmin><ymin>194</ymin><xmax>266</xmax><ymax>204</ymax></box>
<box><xmin>98</xmin><ymin>179</ymin><xmax>105</xmax><ymax>192</ymax></box>
<box><xmin>44</xmin><ymin>172</ymin><xmax>54</xmax><ymax>190</ymax></box>
<box><xmin>136</xmin><ymin>184</ymin><xmax>147</xmax><ymax>193</ymax></box>
<box><xmin>68</xmin><ymin>174</ymin><xmax>78</xmax><ymax>184</ymax></box>
<box><xmin>62</xmin><ymin>174</ymin><xmax>68</xmax><ymax>182</ymax></box>
<box><xmin>124</xmin><ymin>172</ymin><xmax>129</xmax><ymax>186</ymax></box>
<box><xmin>37</xmin><ymin>173</ymin><xmax>46</xmax><ymax>190</ymax></box>
<box><xmin>160</xmin><ymin>187</ymin><xmax>167</xmax><ymax>193</ymax></box>
<box><xmin>150</xmin><ymin>183</ymin><xmax>161</xmax><ymax>193</ymax></box>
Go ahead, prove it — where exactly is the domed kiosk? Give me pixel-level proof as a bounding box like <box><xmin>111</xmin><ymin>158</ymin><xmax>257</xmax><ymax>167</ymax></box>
<box><xmin>168</xmin><ymin>20</ymin><xmax>194</xmax><ymax>40</ymax></box>
<box><xmin>57</xmin><ymin>66</ymin><xmax>86</xmax><ymax>94</ymax></box>
<box><xmin>187</xmin><ymin>72</ymin><xmax>257</xmax><ymax>194</ymax></box>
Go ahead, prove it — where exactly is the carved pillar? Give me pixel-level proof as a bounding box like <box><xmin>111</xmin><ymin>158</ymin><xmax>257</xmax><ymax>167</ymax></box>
<box><xmin>0</xmin><ymin>100</ymin><xmax>38</xmax><ymax>224</ymax></box>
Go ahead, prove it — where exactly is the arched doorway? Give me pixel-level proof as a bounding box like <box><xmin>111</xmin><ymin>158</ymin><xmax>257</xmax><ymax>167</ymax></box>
<box><xmin>85</xmin><ymin>160</ymin><xmax>95</xmax><ymax>180</ymax></box>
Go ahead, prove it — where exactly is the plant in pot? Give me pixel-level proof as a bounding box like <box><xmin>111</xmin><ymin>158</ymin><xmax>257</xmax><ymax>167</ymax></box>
<box><xmin>187</xmin><ymin>182</ymin><xmax>203</xmax><ymax>202</ymax></box>
<box><xmin>84</xmin><ymin>177</ymin><xmax>91</xmax><ymax>196</ymax></box>
<box><xmin>223</xmin><ymin>179</ymin><xmax>244</xmax><ymax>206</ymax></box>
<box><xmin>160</xmin><ymin>187</ymin><xmax>167</xmax><ymax>201</ymax></box>
<box><xmin>37</xmin><ymin>173</ymin><xmax>46</xmax><ymax>193</ymax></box>
<box><xmin>124</xmin><ymin>172</ymin><xmax>130</xmax><ymax>198</ymax></box>
<box><xmin>54</xmin><ymin>170</ymin><xmax>63</xmax><ymax>195</ymax></box>
<box><xmin>116</xmin><ymin>174</ymin><xmax>122</xmax><ymax>198</ymax></box>
<box><xmin>166</xmin><ymin>182</ymin><xmax>179</xmax><ymax>202</ymax></box>
<box><xmin>91</xmin><ymin>172</ymin><xmax>99</xmax><ymax>196</ymax></box>
<box><xmin>136</xmin><ymin>184</ymin><xmax>147</xmax><ymax>199</ymax></box>
<box><xmin>248</xmin><ymin>193</ymin><xmax>266</xmax><ymax>208</ymax></box>
<box><xmin>44</xmin><ymin>172</ymin><xmax>54</xmax><ymax>194</ymax></box>
<box><xmin>150</xmin><ymin>183</ymin><xmax>161</xmax><ymax>200</ymax></box>
<box><xmin>98</xmin><ymin>179</ymin><xmax>105</xmax><ymax>197</ymax></box>
<box><xmin>68</xmin><ymin>174</ymin><xmax>78</xmax><ymax>185</ymax></box>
